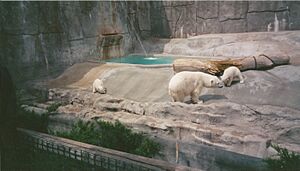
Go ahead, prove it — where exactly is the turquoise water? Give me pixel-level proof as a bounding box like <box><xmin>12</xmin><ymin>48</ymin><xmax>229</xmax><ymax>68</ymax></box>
<box><xmin>104</xmin><ymin>55</ymin><xmax>174</xmax><ymax>65</ymax></box>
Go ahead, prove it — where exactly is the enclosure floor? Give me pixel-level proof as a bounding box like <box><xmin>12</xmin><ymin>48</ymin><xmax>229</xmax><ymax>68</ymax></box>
<box><xmin>47</xmin><ymin>62</ymin><xmax>120</xmax><ymax>89</ymax></box>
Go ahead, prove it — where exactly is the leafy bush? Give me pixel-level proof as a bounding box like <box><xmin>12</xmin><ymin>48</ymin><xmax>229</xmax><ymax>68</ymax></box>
<box><xmin>264</xmin><ymin>144</ymin><xmax>300</xmax><ymax>171</ymax></box>
<box><xmin>46</xmin><ymin>102</ymin><xmax>62</xmax><ymax>112</ymax></box>
<box><xmin>55</xmin><ymin>120</ymin><xmax>161</xmax><ymax>158</ymax></box>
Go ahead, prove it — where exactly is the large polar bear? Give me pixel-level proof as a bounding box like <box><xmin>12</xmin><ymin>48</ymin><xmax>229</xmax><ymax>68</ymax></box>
<box><xmin>220</xmin><ymin>66</ymin><xmax>244</xmax><ymax>87</ymax></box>
<box><xmin>168</xmin><ymin>71</ymin><xmax>224</xmax><ymax>103</ymax></box>
<box><xmin>92</xmin><ymin>79</ymin><xmax>107</xmax><ymax>94</ymax></box>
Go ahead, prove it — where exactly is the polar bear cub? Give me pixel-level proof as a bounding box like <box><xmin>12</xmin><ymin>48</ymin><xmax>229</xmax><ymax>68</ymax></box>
<box><xmin>92</xmin><ymin>79</ymin><xmax>107</xmax><ymax>94</ymax></box>
<box><xmin>168</xmin><ymin>71</ymin><xmax>223</xmax><ymax>104</ymax></box>
<box><xmin>221</xmin><ymin>66</ymin><xmax>244</xmax><ymax>87</ymax></box>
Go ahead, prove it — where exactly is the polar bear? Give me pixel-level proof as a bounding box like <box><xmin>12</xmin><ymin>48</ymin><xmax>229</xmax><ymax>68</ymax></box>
<box><xmin>92</xmin><ymin>79</ymin><xmax>107</xmax><ymax>94</ymax></box>
<box><xmin>220</xmin><ymin>66</ymin><xmax>244</xmax><ymax>87</ymax></box>
<box><xmin>168</xmin><ymin>71</ymin><xmax>224</xmax><ymax>104</ymax></box>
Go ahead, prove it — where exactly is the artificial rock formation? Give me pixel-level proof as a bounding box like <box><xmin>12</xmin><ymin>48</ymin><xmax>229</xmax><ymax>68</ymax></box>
<box><xmin>1</xmin><ymin>1</ymin><xmax>300</xmax><ymax>84</ymax></box>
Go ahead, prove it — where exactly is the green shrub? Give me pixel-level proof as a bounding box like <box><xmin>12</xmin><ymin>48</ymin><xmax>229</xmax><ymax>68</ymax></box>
<box><xmin>54</xmin><ymin>120</ymin><xmax>161</xmax><ymax>158</ymax></box>
<box><xmin>46</xmin><ymin>102</ymin><xmax>62</xmax><ymax>112</ymax></box>
<box><xmin>264</xmin><ymin>144</ymin><xmax>300</xmax><ymax>171</ymax></box>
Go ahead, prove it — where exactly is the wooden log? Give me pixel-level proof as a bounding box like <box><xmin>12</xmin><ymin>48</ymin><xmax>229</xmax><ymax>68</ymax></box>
<box><xmin>173</xmin><ymin>54</ymin><xmax>290</xmax><ymax>75</ymax></box>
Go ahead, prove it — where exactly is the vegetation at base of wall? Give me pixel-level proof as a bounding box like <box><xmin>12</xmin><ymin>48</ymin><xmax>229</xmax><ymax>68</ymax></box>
<box><xmin>2</xmin><ymin>140</ymin><xmax>97</xmax><ymax>171</ymax></box>
<box><xmin>264</xmin><ymin>144</ymin><xmax>300</xmax><ymax>171</ymax></box>
<box><xmin>46</xmin><ymin>102</ymin><xmax>62</xmax><ymax>112</ymax></box>
<box><xmin>15</xmin><ymin>107</ymin><xmax>48</xmax><ymax>133</ymax></box>
<box><xmin>54</xmin><ymin>120</ymin><xmax>162</xmax><ymax>158</ymax></box>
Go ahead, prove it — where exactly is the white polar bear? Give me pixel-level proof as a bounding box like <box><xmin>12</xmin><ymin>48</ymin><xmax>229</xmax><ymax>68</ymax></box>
<box><xmin>168</xmin><ymin>71</ymin><xmax>224</xmax><ymax>104</ymax></box>
<box><xmin>92</xmin><ymin>79</ymin><xmax>107</xmax><ymax>94</ymax></box>
<box><xmin>220</xmin><ymin>66</ymin><xmax>244</xmax><ymax>87</ymax></box>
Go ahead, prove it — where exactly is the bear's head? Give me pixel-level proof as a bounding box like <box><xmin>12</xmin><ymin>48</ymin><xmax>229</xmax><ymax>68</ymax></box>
<box><xmin>220</xmin><ymin>75</ymin><xmax>230</xmax><ymax>87</ymax></box>
<box><xmin>210</xmin><ymin>77</ymin><xmax>224</xmax><ymax>88</ymax></box>
<box><xmin>98</xmin><ymin>87</ymin><xmax>107</xmax><ymax>94</ymax></box>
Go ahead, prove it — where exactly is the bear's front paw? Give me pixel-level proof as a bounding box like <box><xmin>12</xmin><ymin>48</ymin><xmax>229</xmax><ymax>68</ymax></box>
<box><xmin>240</xmin><ymin>80</ymin><xmax>244</xmax><ymax>84</ymax></box>
<box><xmin>191</xmin><ymin>101</ymin><xmax>198</xmax><ymax>104</ymax></box>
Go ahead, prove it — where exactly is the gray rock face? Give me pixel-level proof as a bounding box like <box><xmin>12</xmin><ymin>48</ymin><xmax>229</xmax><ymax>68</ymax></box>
<box><xmin>196</xmin><ymin>18</ymin><xmax>221</xmax><ymax>34</ymax></box>
<box><xmin>248</xmin><ymin>1</ymin><xmax>287</xmax><ymax>12</ymax></box>
<box><xmin>1</xmin><ymin>1</ymin><xmax>300</xmax><ymax>84</ymax></box>
<box><xmin>196</xmin><ymin>1</ymin><xmax>218</xmax><ymax>19</ymax></box>
<box><xmin>140</xmin><ymin>31</ymin><xmax>300</xmax><ymax>66</ymax></box>
<box><xmin>288</xmin><ymin>1</ymin><xmax>300</xmax><ymax>30</ymax></box>
<box><xmin>218</xmin><ymin>1</ymin><xmax>248</xmax><ymax>22</ymax></box>
<box><xmin>150</xmin><ymin>1</ymin><xmax>299</xmax><ymax>37</ymax></box>
<box><xmin>247</xmin><ymin>12</ymin><xmax>275</xmax><ymax>32</ymax></box>
<box><xmin>0</xmin><ymin>1</ymin><xmax>141</xmax><ymax>83</ymax></box>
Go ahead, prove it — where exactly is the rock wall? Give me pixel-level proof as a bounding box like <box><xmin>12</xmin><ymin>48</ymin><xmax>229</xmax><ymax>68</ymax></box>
<box><xmin>1</xmin><ymin>1</ymin><xmax>300</xmax><ymax>82</ymax></box>
<box><xmin>0</xmin><ymin>1</ymin><xmax>149</xmax><ymax>82</ymax></box>
<box><xmin>150</xmin><ymin>1</ymin><xmax>300</xmax><ymax>38</ymax></box>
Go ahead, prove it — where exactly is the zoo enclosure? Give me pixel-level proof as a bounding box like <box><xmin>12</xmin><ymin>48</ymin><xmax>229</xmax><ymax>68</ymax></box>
<box><xmin>17</xmin><ymin>128</ymin><xmax>199</xmax><ymax>171</ymax></box>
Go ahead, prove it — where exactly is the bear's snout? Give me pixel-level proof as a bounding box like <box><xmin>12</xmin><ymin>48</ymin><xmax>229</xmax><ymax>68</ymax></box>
<box><xmin>217</xmin><ymin>82</ymin><xmax>224</xmax><ymax>88</ymax></box>
<box><xmin>101</xmin><ymin>88</ymin><xmax>107</xmax><ymax>94</ymax></box>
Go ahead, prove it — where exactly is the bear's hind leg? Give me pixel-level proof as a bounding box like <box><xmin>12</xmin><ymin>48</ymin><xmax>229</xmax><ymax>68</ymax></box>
<box><xmin>191</xmin><ymin>87</ymin><xmax>202</xmax><ymax>104</ymax></box>
<box><xmin>170</xmin><ymin>91</ymin><xmax>184</xmax><ymax>102</ymax></box>
<box><xmin>238</xmin><ymin>73</ymin><xmax>244</xmax><ymax>84</ymax></box>
<box><xmin>177</xmin><ymin>93</ymin><xmax>185</xmax><ymax>102</ymax></box>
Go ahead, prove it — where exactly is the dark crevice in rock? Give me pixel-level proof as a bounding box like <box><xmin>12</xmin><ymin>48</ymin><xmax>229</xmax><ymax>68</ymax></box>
<box><xmin>170</xmin><ymin>4</ymin><xmax>195</xmax><ymax>8</ymax></box>
<box><xmin>0</xmin><ymin>32</ymin><xmax>63</xmax><ymax>36</ymax></box>
<box><xmin>248</xmin><ymin>9</ymin><xmax>288</xmax><ymax>14</ymax></box>
<box><xmin>219</xmin><ymin>17</ymin><xmax>247</xmax><ymax>22</ymax></box>
<box><xmin>196</xmin><ymin>16</ymin><xmax>218</xmax><ymax>20</ymax></box>
<box><xmin>68</xmin><ymin>37</ymin><xmax>85</xmax><ymax>42</ymax></box>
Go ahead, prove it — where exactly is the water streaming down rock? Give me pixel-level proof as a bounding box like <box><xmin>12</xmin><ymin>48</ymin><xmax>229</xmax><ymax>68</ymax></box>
<box><xmin>39</xmin><ymin>34</ymin><xmax>49</xmax><ymax>71</ymax></box>
<box><xmin>121</xmin><ymin>1</ymin><xmax>148</xmax><ymax>57</ymax></box>
<box><xmin>274</xmin><ymin>13</ymin><xmax>279</xmax><ymax>32</ymax></box>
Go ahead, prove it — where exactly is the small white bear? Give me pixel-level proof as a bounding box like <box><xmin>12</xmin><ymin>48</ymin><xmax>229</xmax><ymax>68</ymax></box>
<box><xmin>92</xmin><ymin>79</ymin><xmax>107</xmax><ymax>94</ymax></box>
<box><xmin>168</xmin><ymin>71</ymin><xmax>223</xmax><ymax>104</ymax></box>
<box><xmin>220</xmin><ymin>66</ymin><xmax>244</xmax><ymax>87</ymax></box>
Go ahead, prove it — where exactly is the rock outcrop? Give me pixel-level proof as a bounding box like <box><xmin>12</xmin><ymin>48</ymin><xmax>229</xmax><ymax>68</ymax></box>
<box><xmin>45</xmin><ymin>79</ymin><xmax>300</xmax><ymax>169</ymax></box>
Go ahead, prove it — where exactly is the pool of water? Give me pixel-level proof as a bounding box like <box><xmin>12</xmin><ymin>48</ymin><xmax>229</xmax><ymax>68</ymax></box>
<box><xmin>103</xmin><ymin>55</ymin><xmax>174</xmax><ymax>65</ymax></box>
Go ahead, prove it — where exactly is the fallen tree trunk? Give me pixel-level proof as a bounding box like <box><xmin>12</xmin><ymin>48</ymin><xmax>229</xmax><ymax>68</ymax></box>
<box><xmin>172</xmin><ymin>54</ymin><xmax>290</xmax><ymax>75</ymax></box>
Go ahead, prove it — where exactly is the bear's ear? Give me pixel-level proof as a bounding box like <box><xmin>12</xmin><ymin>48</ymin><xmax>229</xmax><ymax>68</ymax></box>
<box><xmin>210</xmin><ymin>79</ymin><xmax>214</xmax><ymax>85</ymax></box>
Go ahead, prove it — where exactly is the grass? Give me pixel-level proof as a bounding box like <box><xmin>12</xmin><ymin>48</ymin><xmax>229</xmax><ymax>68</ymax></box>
<box><xmin>264</xmin><ymin>144</ymin><xmax>300</xmax><ymax>171</ymax></box>
<box><xmin>54</xmin><ymin>120</ymin><xmax>162</xmax><ymax>158</ymax></box>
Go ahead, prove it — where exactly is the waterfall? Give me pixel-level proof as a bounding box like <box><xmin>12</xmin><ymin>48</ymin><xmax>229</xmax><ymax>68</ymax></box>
<box><xmin>121</xmin><ymin>2</ymin><xmax>148</xmax><ymax>56</ymax></box>
<box><xmin>39</xmin><ymin>34</ymin><xmax>49</xmax><ymax>71</ymax></box>
<box><xmin>274</xmin><ymin>13</ymin><xmax>279</xmax><ymax>32</ymax></box>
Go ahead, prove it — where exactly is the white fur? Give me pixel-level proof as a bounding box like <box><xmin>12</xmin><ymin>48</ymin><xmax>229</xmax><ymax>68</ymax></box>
<box><xmin>168</xmin><ymin>71</ymin><xmax>223</xmax><ymax>104</ymax></box>
<box><xmin>92</xmin><ymin>79</ymin><xmax>107</xmax><ymax>94</ymax></box>
<box><xmin>220</xmin><ymin>66</ymin><xmax>244</xmax><ymax>87</ymax></box>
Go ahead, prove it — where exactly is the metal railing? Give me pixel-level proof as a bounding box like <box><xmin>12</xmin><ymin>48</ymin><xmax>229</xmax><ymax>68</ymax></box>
<box><xmin>17</xmin><ymin>128</ymin><xmax>199</xmax><ymax>171</ymax></box>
